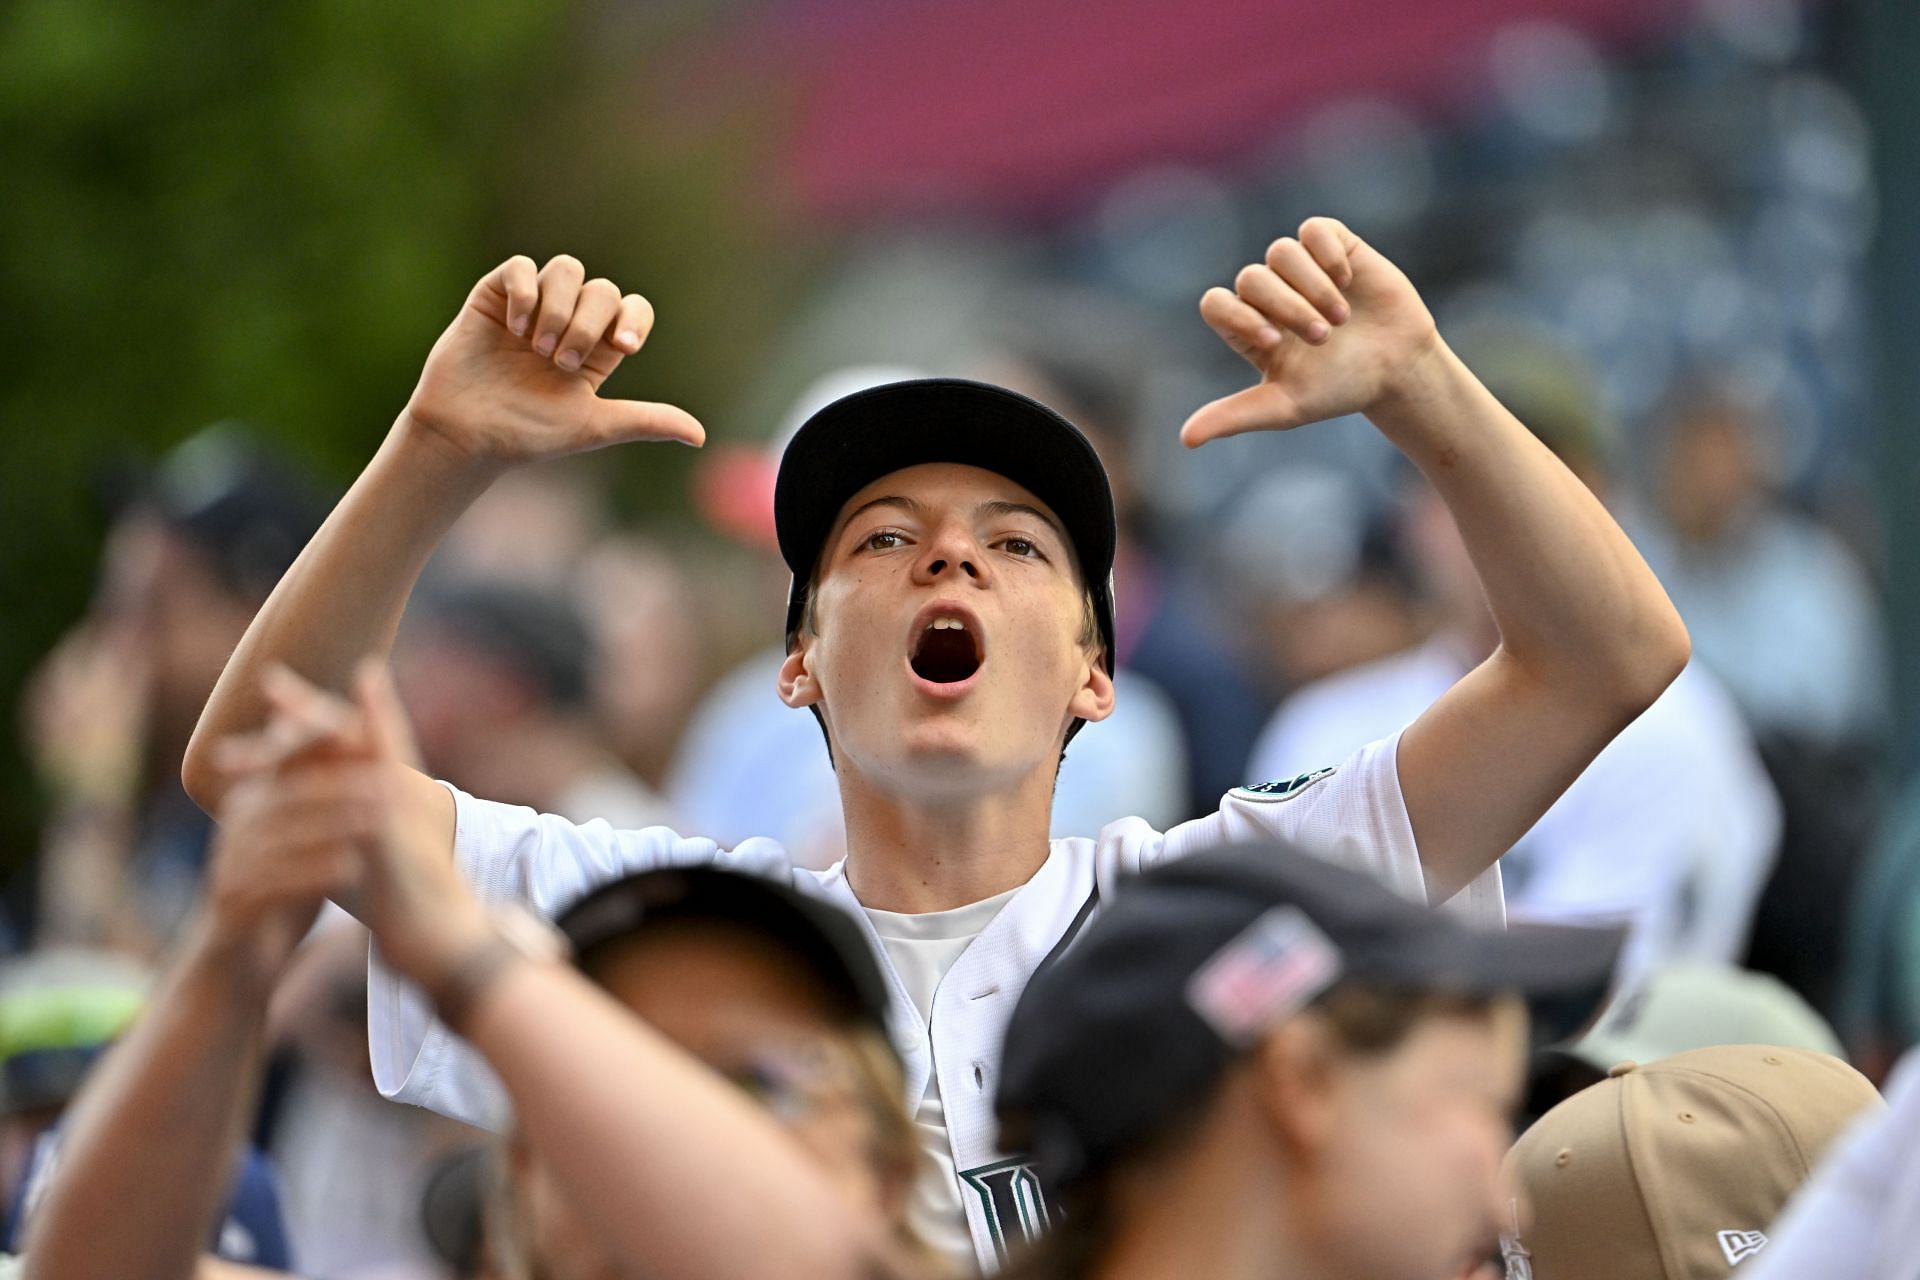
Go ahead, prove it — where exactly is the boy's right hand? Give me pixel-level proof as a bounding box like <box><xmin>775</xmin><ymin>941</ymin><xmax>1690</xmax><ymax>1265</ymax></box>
<box><xmin>401</xmin><ymin>255</ymin><xmax>706</xmax><ymax>467</ymax></box>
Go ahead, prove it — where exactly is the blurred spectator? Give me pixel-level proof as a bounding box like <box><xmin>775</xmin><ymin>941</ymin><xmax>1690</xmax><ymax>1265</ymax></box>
<box><xmin>433</xmin><ymin>460</ymin><xmax>610</xmax><ymax>589</ymax></box>
<box><xmin>22</xmin><ymin>426</ymin><xmax>327</xmax><ymax>955</ymax></box>
<box><xmin>669</xmin><ymin>366</ymin><xmax>1189</xmax><ymax>859</ymax></box>
<box><xmin>394</xmin><ymin>580</ymin><xmax>675</xmax><ymax>829</ymax></box>
<box><xmin>1528</xmin><ymin>961</ymin><xmax>1845</xmax><ymax>1122</ymax></box>
<box><xmin>1250</xmin><ymin>332</ymin><xmax>1780</xmax><ymax>981</ymax></box>
<box><xmin>1504</xmin><ymin>1046</ymin><xmax>1881</xmax><ymax>1279</ymax></box>
<box><xmin>0</xmin><ymin>950</ymin><xmax>146</xmax><ymax>1214</ymax></box>
<box><xmin>994</xmin><ymin>841</ymin><xmax>1618</xmax><ymax>1280</ymax></box>
<box><xmin>1640</xmin><ymin>381</ymin><xmax>1890</xmax><ymax>748</ymax></box>
<box><xmin>262</xmin><ymin>913</ymin><xmax>476</xmax><ymax>1279</ymax></box>
<box><xmin>1219</xmin><ymin>465</ymin><xmax>1424</xmax><ymax>690</ymax></box>
<box><xmin>573</xmin><ymin>535</ymin><xmax>709</xmax><ymax>792</ymax></box>
<box><xmin>1639</xmin><ymin>383</ymin><xmax>1891</xmax><ymax>1016</ymax></box>
<box><xmin>1838</xmin><ymin>776</ymin><xmax>1920</xmax><ymax>1080</ymax></box>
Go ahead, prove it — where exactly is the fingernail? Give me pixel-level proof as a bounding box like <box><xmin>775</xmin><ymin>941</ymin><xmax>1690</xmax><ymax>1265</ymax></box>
<box><xmin>510</xmin><ymin>316</ymin><xmax>529</xmax><ymax>336</ymax></box>
<box><xmin>1330</xmin><ymin>303</ymin><xmax>1350</xmax><ymax>324</ymax></box>
<box><xmin>556</xmin><ymin>349</ymin><xmax>582</xmax><ymax>371</ymax></box>
<box><xmin>615</xmin><ymin>330</ymin><xmax>639</xmax><ymax>348</ymax></box>
<box><xmin>534</xmin><ymin>333</ymin><xmax>557</xmax><ymax>357</ymax></box>
<box><xmin>1308</xmin><ymin>321</ymin><xmax>1331</xmax><ymax>343</ymax></box>
<box><xmin>1258</xmin><ymin>326</ymin><xmax>1283</xmax><ymax>347</ymax></box>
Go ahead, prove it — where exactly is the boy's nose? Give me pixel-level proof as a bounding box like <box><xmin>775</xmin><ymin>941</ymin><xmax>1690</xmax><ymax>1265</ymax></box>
<box><xmin>925</xmin><ymin>557</ymin><xmax>979</xmax><ymax>580</ymax></box>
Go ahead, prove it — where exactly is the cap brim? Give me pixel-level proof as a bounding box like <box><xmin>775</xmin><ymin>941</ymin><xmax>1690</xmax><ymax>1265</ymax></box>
<box><xmin>1461</xmin><ymin>920</ymin><xmax>1623</xmax><ymax>1046</ymax></box>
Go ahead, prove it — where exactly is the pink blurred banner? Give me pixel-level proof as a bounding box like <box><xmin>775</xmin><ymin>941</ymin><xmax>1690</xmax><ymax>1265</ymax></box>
<box><xmin>704</xmin><ymin>0</ymin><xmax>1700</xmax><ymax>222</ymax></box>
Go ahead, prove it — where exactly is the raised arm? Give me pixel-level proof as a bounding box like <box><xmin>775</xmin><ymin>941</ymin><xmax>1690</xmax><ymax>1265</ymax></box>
<box><xmin>23</xmin><ymin>780</ymin><xmax>361</xmax><ymax>1280</ymax></box>
<box><xmin>180</xmin><ymin>255</ymin><xmax>703</xmax><ymax>817</ymax></box>
<box><xmin>1185</xmin><ymin>218</ymin><xmax>1689</xmax><ymax>901</ymax></box>
<box><xmin>332</xmin><ymin>667</ymin><xmax>896</xmax><ymax>1280</ymax></box>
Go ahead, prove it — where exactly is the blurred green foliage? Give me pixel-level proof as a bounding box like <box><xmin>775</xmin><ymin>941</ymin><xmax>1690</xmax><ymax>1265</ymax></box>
<box><xmin>0</xmin><ymin>0</ymin><xmax>806</xmax><ymax>893</ymax></box>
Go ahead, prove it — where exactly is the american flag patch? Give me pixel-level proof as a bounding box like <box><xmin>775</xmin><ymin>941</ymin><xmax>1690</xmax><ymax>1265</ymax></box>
<box><xmin>1187</xmin><ymin>905</ymin><xmax>1344</xmax><ymax>1045</ymax></box>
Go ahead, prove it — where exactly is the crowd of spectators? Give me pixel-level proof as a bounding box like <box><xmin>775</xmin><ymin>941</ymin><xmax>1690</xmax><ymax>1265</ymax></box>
<box><xmin>8</xmin><ymin>6</ymin><xmax>1920</xmax><ymax>1279</ymax></box>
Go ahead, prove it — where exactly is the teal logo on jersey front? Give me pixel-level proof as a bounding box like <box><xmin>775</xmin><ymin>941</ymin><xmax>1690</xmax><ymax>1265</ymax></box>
<box><xmin>961</xmin><ymin>1158</ymin><xmax>1053</xmax><ymax>1261</ymax></box>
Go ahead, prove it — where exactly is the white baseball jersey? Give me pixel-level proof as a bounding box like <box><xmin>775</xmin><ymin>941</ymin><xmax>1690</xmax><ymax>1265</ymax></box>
<box><xmin>367</xmin><ymin>730</ymin><xmax>1503</xmax><ymax>1271</ymax></box>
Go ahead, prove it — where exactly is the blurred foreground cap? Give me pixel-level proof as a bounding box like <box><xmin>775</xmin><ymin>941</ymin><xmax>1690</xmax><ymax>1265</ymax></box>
<box><xmin>1504</xmin><ymin>1045</ymin><xmax>1881</xmax><ymax>1279</ymax></box>
<box><xmin>554</xmin><ymin>866</ymin><xmax>891</xmax><ymax>1041</ymax></box>
<box><xmin>997</xmin><ymin>842</ymin><xmax>1620</xmax><ymax>1196</ymax></box>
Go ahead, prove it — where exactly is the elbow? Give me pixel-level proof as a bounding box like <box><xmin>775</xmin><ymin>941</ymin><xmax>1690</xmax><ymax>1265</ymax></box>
<box><xmin>1614</xmin><ymin>607</ymin><xmax>1692</xmax><ymax>718</ymax></box>
<box><xmin>179</xmin><ymin>729</ymin><xmax>224</xmax><ymax>817</ymax></box>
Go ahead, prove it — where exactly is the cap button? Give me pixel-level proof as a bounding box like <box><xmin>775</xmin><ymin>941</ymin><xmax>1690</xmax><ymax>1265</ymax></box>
<box><xmin>1607</xmin><ymin>1061</ymin><xmax>1639</xmax><ymax>1078</ymax></box>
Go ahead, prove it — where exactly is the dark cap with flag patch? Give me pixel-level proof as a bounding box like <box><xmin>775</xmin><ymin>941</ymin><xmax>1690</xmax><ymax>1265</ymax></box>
<box><xmin>995</xmin><ymin>842</ymin><xmax>1622</xmax><ymax>1196</ymax></box>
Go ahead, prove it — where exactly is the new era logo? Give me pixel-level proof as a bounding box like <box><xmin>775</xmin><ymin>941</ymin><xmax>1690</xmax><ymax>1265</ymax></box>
<box><xmin>1718</xmin><ymin>1229</ymin><xmax>1769</xmax><ymax>1265</ymax></box>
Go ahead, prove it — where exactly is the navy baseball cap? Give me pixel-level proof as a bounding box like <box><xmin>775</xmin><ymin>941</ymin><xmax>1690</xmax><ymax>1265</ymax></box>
<box><xmin>996</xmin><ymin>843</ymin><xmax>1622</xmax><ymax>1195</ymax></box>
<box><xmin>554</xmin><ymin>866</ymin><xmax>891</xmax><ymax>1037</ymax></box>
<box><xmin>772</xmin><ymin>378</ymin><xmax>1118</xmax><ymax>676</ymax></box>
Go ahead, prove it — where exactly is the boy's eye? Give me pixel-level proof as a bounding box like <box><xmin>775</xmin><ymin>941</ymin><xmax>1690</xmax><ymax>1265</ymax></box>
<box><xmin>1001</xmin><ymin>537</ymin><xmax>1039</xmax><ymax>558</ymax></box>
<box><xmin>862</xmin><ymin>530</ymin><xmax>905</xmax><ymax>551</ymax></box>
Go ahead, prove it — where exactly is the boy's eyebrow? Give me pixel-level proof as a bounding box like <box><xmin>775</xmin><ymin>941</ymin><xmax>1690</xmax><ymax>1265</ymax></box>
<box><xmin>837</xmin><ymin>495</ymin><xmax>921</xmax><ymax>529</ymax></box>
<box><xmin>979</xmin><ymin>500</ymin><xmax>1070</xmax><ymax>545</ymax></box>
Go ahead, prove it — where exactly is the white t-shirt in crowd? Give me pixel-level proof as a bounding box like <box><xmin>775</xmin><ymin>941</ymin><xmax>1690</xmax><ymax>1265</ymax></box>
<box><xmin>366</xmin><ymin>730</ymin><xmax>1502</xmax><ymax>1272</ymax></box>
<box><xmin>1742</xmin><ymin>1048</ymin><xmax>1920</xmax><ymax>1280</ymax></box>
<box><xmin>1249</xmin><ymin>641</ymin><xmax>1779</xmax><ymax>981</ymax></box>
<box><xmin>866</xmin><ymin>887</ymin><xmax>1022</xmax><ymax>1272</ymax></box>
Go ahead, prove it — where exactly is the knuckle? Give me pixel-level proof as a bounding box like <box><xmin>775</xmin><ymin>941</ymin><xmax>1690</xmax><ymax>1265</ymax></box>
<box><xmin>1234</xmin><ymin>263</ymin><xmax>1266</xmax><ymax>293</ymax></box>
<box><xmin>583</xmin><ymin>276</ymin><xmax>619</xmax><ymax>300</ymax></box>
<box><xmin>506</xmin><ymin>253</ymin><xmax>537</xmax><ymax>273</ymax></box>
<box><xmin>543</xmin><ymin>253</ymin><xmax>584</xmax><ymax>279</ymax></box>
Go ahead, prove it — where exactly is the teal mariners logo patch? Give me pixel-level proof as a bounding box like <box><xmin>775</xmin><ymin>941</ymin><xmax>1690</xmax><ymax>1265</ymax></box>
<box><xmin>1230</xmin><ymin>766</ymin><xmax>1336</xmax><ymax>803</ymax></box>
<box><xmin>960</xmin><ymin>1158</ymin><xmax>1053</xmax><ymax>1261</ymax></box>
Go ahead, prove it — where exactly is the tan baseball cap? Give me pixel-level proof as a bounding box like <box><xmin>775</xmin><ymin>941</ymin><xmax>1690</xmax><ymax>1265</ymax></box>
<box><xmin>1502</xmin><ymin>1045</ymin><xmax>1882</xmax><ymax>1279</ymax></box>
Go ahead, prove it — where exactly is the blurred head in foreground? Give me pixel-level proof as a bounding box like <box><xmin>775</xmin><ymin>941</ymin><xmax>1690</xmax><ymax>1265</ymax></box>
<box><xmin>995</xmin><ymin>843</ymin><xmax>1620</xmax><ymax>1280</ymax></box>
<box><xmin>1504</xmin><ymin>1045</ymin><xmax>1880</xmax><ymax>1279</ymax></box>
<box><xmin>475</xmin><ymin>867</ymin><xmax>924</xmax><ymax>1280</ymax></box>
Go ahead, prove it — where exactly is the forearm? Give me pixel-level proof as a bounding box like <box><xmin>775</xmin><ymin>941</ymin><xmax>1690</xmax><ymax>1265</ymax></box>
<box><xmin>1371</xmin><ymin>341</ymin><xmax>1689</xmax><ymax>704</ymax></box>
<box><xmin>182</xmin><ymin>418</ymin><xmax>497</xmax><ymax>811</ymax></box>
<box><xmin>24</xmin><ymin>921</ymin><xmax>275</xmax><ymax>1280</ymax></box>
<box><xmin>462</xmin><ymin>959</ymin><xmax>883</xmax><ymax>1280</ymax></box>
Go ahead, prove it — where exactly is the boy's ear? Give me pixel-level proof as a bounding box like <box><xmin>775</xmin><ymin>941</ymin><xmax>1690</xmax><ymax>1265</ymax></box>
<box><xmin>778</xmin><ymin>644</ymin><xmax>822</xmax><ymax>709</ymax></box>
<box><xmin>1067</xmin><ymin>653</ymin><xmax>1116</xmax><ymax>724</ymax></box>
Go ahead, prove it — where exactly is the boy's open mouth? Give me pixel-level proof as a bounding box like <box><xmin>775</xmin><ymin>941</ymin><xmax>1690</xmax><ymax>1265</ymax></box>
<box><xmin>910</xmin><ymin>614</ymin><xmax>984</xmax><ymax>684</ymax></box>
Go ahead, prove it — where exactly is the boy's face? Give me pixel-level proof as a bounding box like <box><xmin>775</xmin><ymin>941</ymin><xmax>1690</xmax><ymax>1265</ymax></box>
<box><xmin>779</xmin><ymin>462</ymin><xmax>1113</xmax><ymax>797</ymax></box>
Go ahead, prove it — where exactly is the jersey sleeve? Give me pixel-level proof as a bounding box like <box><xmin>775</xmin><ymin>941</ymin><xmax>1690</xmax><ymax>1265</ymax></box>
<box><xmin>367</xmin><ymin>783</ymin><xmax>795</xmax><ymax>1129</ymax></box>
<box><xmin>1108</xmin><ymin>731</ymin><xmax>1505</xmax><ymax>926</ymax></box>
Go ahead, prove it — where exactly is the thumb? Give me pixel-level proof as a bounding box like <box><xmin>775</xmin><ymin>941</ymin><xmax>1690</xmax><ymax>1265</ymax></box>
<box><xmin>587</xmin><ymin>398</ymin><xmax>707</xmax><ymax>449</ymax></box>
<box><xmin>352</xmin><ymin>660</ymin><xmax>423</xmax><ymax>770</ymax></box>
<box><xmin>1178</xmin><ymin>385</ymin><xmax>1299</xmax><ymax>448</ymax></box>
